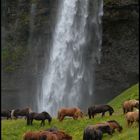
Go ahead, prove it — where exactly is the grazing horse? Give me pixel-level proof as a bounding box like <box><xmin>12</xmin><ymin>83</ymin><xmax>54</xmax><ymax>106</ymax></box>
<box><xmin>11</xmin><ymin>107</ymin><xmax>32</xmax><ymax>119</ymax></box>
<box><xmin>125</xmin><ymin>110</ymin><xmax>139</xmax><ymax>126</ymax></box>
<box><xmin>83</xmin><ymin>124</ymin><xmax>113</xmax><ymax>140</ymax></box>
<box><xmin>83</xmin><ymin>126</ymin><xmax>102</xmax><ymax>140</ymax></box>
<box><xmin>1</xmin><ymin>109</ymin><xmax>11</xmax><ymax>120</ymax></box>
<box><xmin>23</xmin><ymin>131</ymin><xmax>41</xmax><ymax>140</ymax></box>
<box><xmin>88</xmin><ymin>105</ymin><xmax>114</xmax><ymax>119</ymax></box>
<box><xmin>122</xmin><ymin>99</ymin><xmax>139</xmax><ymax>114</ymax></box>
<box><xmin>57</xmin><ymin>107</ymin><xmax>83</xmax><ymax>121</ymax></box>
<box><xmin>23</xmin><ymin>130</ymin><xmax>72</xmax><ymax>140</ymax></box>
<box><xmin>27</xmin><ymin>111</ymin><xmax>52</xmax><ymax>126</ymax></box>
<box><xmin>51</xmin><ymin>131</ymin><xmax>72</xmax><ymax>140</ymax></box>
<box><xmin>106</xmin><ymin>120</ymin><xmax>123</xmax><ymax>132</ymax></box>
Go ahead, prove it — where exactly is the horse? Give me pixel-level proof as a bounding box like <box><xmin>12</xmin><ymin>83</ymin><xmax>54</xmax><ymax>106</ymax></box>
<box><xmin>23</xmin><ymin>131</ymin><xmax>41</xmax><ymax>140</ymax></box>
<box><xmin>45</xmin><ymin>127</ymin><xmax>72</xmax><ymax>140</ymax></box>
<box><xmin>125</xmin><ymin>110</ymin><xmax>139</xmax><ymax>126</ymax></box>
<box><xmin>51</xmin><ymin>131</ymin><xmax>72</xmax><ymax>140</ymax></box>
<box><xmin>106</xmin><ymin>120</ymin><xmax>123</xmax><ymax>132</ymax></box>
<box><xmin>11</xmin><ymin>107</ymin><xmax>32</xmax><ymax>119</ymax></box>
<box><xmin>1</xmin><ymin>109</ymin><xmax>12</xmax><ymax>120</ymax></box>
<box><xmin>27</xmin><ymin>111</ymin><xmax>52</xmax><ymax>126</ymax></box>
<box><xmin>93</xmin><ymin>123</ymin><xmax>114</xmax><ymax>135</ymax></box>
<box><xmin>88</xmin><ymin>105</ymin><xmax>114</xmax><ymax>119</ymax></box>
<box><xmin>83</xmin><ymin>126</ymin><xmax>102</xmax><ymax>140</ymax></box>
<box><xmin>57</xmin><ymin>107</ymin><xmax>83</xmax><ymax>121</ymax></box>
<box><xmin>122</xmin><ymin>99</ymin><xmax>139</xmax><ymax>114</ymax></box>
<box><xmin>23</xmin><ymin>130</ymin><xmax>72</xmax><ymax>140</ymax></box>
<box><xmin>83</xmin><ymin>124</ymin><xmax>113</xmax><ymax>140</ymax></box>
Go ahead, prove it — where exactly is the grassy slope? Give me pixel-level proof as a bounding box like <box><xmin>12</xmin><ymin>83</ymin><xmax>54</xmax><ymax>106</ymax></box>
<box><xmin>1</xmin><ymin>84</ymin><xmax>139</xmax><ymax>140</ymax></box>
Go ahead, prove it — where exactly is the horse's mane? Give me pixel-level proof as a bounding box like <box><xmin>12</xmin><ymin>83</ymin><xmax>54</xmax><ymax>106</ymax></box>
<box><xmin>107</xmin><ymin>120</ymin><xmax>121</xmax><ymax>127</ymax></box>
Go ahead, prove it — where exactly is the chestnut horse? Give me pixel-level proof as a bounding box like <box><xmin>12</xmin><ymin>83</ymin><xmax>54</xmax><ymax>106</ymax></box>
<box><xmin>125</xmin><ymin>110</ymin><xmax>139</xmax><ymax>126</ymax></box>
<box><xmin>57</xmin><ymin>107</ymin><xmax>83</xmax><ymax>121</ymax></box>
<box><xmin>27</xmin><ymin>111</ymin><xmax>52</xmax><ymax>126</ymax></box>
<box><xmin>88</xmin><ymin>105</ymin><xmax>114</xmax><ymax>119</ymax></box>
<box><xmin>23</xmin><ymin>130</ymin><xmax>72</xmax><ymax>140</ymax></box>
<box><xmin>106</xmin><ymin>120</ymin><xmax>123</xmax><ymax>132</ymax></box>
<box><xmin>122</xmin><ymin>99</ymin><xmax>139</xmax><ymax>114</ymax></box>
<box><xmin>96</xmin><ymin>120</ymin><xmax>122</xmax><ymax>133</ymax></box>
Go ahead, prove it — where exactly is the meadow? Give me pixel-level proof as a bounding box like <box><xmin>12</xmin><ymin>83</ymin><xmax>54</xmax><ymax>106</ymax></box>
<box><xmin>1</xmin><ymin>84</ymin><xmax>139</xmax><ymax>140</ymax></box>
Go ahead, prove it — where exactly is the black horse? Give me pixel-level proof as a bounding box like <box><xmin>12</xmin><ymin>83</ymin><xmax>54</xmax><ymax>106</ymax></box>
<box><xmin>27</xmin><ymin>111</ymin><xmax>52</xmax><ymax>126</ymax></box>
<box><xmin>83</xmin><ymin>124</ymin><xmax>113</xmax><ymax>140</ymax></box>
<box><xmin>88</xmin><ymin>105</ymin><xmax>114</xmax><ymax>119</ymax></box>
<box><xmin>1</xmin><ymin>110</ymin><xmax>11</xmax><ymax>120</ymax></box>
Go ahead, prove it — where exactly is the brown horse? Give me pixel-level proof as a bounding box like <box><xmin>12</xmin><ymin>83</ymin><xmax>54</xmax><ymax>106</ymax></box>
<box><xmin>125</xmin><ymin>110</ymin><xmax>139</xmax><ymax>126</ymax></box>
<box><xmin>45</xmin><ymin>127</ymin><xmax>72</xmax><ymax>140</ymax></box>
<box><xmin>23</xmin><ymin>130</ymin><xmax>72</xmax><ymax>140</ymax></box>
<box><xmin>122</xmin><ymin>99</ymin><xmax>139</xmax><ymax>114</ymax></box>
<box><xmin>39</xmin><ymin>131</ymin><xmax>58</xmax><ymax>140</ymax></box>
<box><xmin>11</xmin><ymin>107</ymin><xmax>32</xmax><ymax>119</ymax></box>
<box><xmin>23</xmin><ymin>131</ymin><xmax>41</xmax><ymax>140</ymax></box>
<box><xmin>57</xmin><ymin>107</ymin><xmax>83</xmax><ymax>121</ymax></box>
<box><xmin>51</xmin><ymin>131</ymin><xmax>72</xmax><ymax>140</ymax></box>
<box><xmin>93</xmin><ymin>123</ymin><xmax>114</xmax><ymax>134</ymax></box>
<box><xmin>106</xmin><ymin>120</ymin><xmax>123</xmax><ymax>132</ymax></box>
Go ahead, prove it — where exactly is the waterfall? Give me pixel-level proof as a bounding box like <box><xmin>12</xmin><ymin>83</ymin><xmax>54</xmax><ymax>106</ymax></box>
<box><xmin>39</xmin><ymin>0</ymin><xmax>103</xmax><ymax>116</ymax></box>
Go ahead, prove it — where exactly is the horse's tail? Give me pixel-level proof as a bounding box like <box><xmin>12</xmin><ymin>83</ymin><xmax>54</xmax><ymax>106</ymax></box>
<box><xmin>11</xmin><ymin>110</ymin><xmax>15</xmax><ymax>119</ymax></box>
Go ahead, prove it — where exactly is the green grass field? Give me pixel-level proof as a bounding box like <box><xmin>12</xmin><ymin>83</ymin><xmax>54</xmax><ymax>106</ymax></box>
<box><xmin>1</xmin><ymin>84</ymin><xmax>139</xmax><ymax>140</ymax></box>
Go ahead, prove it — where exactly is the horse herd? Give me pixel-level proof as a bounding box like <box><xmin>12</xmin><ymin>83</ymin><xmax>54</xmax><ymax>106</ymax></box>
<box><xmin>1</xmin><ymin>99</ymin><xmax>139</xmax><ymax>140</ymax></box>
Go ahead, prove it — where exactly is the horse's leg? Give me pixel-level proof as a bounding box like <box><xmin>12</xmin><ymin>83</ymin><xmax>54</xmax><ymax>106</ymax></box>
<box><xmin>40</xmin><ymin>120</ymin><xmax>43</xmax><ymax>127</ymax></box>
<box><xmin>123</xmin><ymin>108</ymin><xmax>125</xmax><ymax>114</ymax></box>
<box><xmin>60</xmin><ymin>115</ymin><xmax>65</xmax><ymax>121</ymax></box>
<box><xmin>73</xmin><ymin>116</ymin><xmax>78</xmax><ymax>120</ymax></box>
<box><xmin>91</xmin><ymin>113</ymin><xmax>94</xmax><ymax>118</ymax></box>
<box><xmin>131</xmin><ymin>107</ymin><xmax>133</xmax><ymax>112</ymax></box>
<box><xmin>127</xmin><ymin>120</ymin><xmax>130</xmax><ymax>127</ymax></box>
<box><xmin>31</xmin><ymin>119</ymin><xmax>33</xmax><ymax>125</ymax></box>
<box><xmin>88</xmin><ymin>113</ymin><xmax>91</xmax><ymax>119</ymax></box>
<box><xmin>43</xmin><ymin>120</ymin><xmax>45</xmax><ymax>126</ymax></box>
<box><xmin>102</xmin><ymin>112</ymin><xmax>105</xmax><ymax>117</ymax></box>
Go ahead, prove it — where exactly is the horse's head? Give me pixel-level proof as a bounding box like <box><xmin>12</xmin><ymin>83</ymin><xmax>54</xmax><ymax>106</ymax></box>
<box><xmin>42</xmin><ymin>112</ymin><xmax>52</xmax><ymax>124</ymax></box>
<box><xmin>135</xmin><ymin>101</ymin><xmax>139</xmax><ymax>109</ymax></box>
<box><xmin>118</xmin><ymin>126</ymin><xmax>123</xmax><ymax>132</ymax></box>
<box><xmin>80</xmin><ymin>111</ymin><xmax>84</xmax><ymax>118</ymax></box>
<box><xmin>109</xmin><ymin>108</ymin><xmax>114</xmax><ymax>116</ymax></box>
<box><xmin>105</xmin><ymin>125</ymin><xmax>114</xmax><ymax>135</ymax></box>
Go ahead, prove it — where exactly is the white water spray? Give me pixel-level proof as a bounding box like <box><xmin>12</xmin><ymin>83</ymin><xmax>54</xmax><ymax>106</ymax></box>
<box><xmin>39</xmin><ymin>0</ymin><xmax>103</xmax><ymax>116</ymax></box>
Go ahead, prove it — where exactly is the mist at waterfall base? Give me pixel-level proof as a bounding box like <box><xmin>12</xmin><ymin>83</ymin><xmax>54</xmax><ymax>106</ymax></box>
<box><xmin>39</xmin><ymin>0</ymin><xmax>103</xmax><ymax>116</ymax></box>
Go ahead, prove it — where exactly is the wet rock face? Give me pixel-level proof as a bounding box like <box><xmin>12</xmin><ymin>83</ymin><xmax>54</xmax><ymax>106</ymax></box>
<box><xmin>94</xmin><ymin>0</ymin><xmax>139</xmax><ymax>104</ymax></box>
<box><xmin>1</xmin><ymin>0</ymin><xmax>139</xmax><ymax>109</ymax></box>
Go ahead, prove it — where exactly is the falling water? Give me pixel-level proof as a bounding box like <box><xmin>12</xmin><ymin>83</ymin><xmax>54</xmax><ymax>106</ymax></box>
<box><xmin>40</xmin><ymin>0</ymin><xmax>103</xmax><ymax>116</ymax></box>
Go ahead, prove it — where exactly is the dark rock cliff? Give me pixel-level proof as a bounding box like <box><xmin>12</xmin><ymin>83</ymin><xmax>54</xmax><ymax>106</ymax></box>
<box><xmin>1</xmin><ymin>0</ymin><xmax>139</xmax><ymax>110</ymax></box>
<box><xmin>94</xmin><ymin>0</ymin><xmax>139</xmax><ymax>104</ymax></box>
